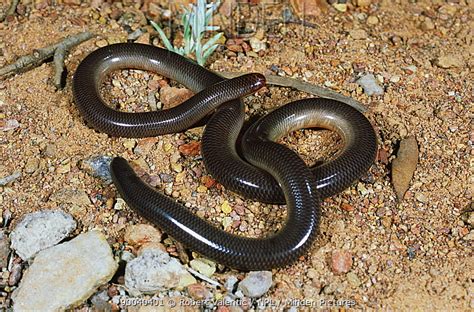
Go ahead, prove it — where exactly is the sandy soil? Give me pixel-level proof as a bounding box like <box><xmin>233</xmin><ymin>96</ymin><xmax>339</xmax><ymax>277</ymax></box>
<box><xmin>0</xmin><ymin>0</ymin><xmax>472</xmax><ymax>310</ymax></box>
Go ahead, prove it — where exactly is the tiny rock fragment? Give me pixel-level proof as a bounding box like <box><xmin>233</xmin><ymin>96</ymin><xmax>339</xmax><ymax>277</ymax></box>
<box><xmin>0</xmin><ymin>119</ymin><xmax>20</xmax><ymax>131</ymax></box>
<box><xmin>124</xmin><ymin>224</ymin><xmax>162</xmax><ymax>247</ymax></box>
<box><xmin>249</xmin><ymin>37</ymin><xmax>266</xmax><ymax>53</ymax></box>
<box><xmin>50</xmin><ymin>188</ymin><xmax>91</xmax><ymax>206</ymax></box>
<box><xmin>221</xmin><ymin>201</ymin><xmax>232</xmax><ymax>214</ymax></box>
<box><xmin>190</xmin><ymin>258</ymin><xmax>216</xmax><ymax>277</ymax></box>
<box><xmin>346</xmin><ymin>272</ymin><xmax>361</xmax><ymax>287</ymax></box>
<box><xmin>436</xmin><ymin>54</ymin><xmax>465</xmax><ymax>69</ymax></box>
<box><xmin>355</xmin><ymin>0</ymin><xmax>372</xmax><ymax>7</ymax></box>
<box><xmin>125</xmin><ymin>247</ymin><xmax>196</xmax><ymax>296</ymax></box>
<box><xmin>331</xmin><ymin>250</ymin><xmax>353</xmax><ymax>274</ymax></box>
<box><xmin>10</xmin><ymin>210</ymin><xmax>77</xmax><ymax>260</ymax></box>
<box><xmin>238</xmin><ymin>271</ymin><xmax>273</xmax><ymax>298</ymax></box>
<box><xmin>12</xmin><ymin>231</ymin><xmax>118</xmax><ymax>311</ymax></box>
<box><xmin>187</xmin><ymin>283</ymin><xmax>210</xmax><ymax>300</ymax></box>
<box><xmin>160</xmin><ymin>86</ymin><xmax>194</xmax><ymax>108</ymax></box>
<box><xmin>178</xmin><ymin>141</ymin><xmax>201</xmax><ymax>156</ymax></box>
<box><xmin>349</xmin><ymin>29</ymin><xmax>368</xmax><ymax>40</ymax></box>
<box><xmin>356</xmin><ymin>74</ymin><xmax>384</xmax><ymax>96</ymax></box>
<box><xmin>81</xmin><ymin>156</ymin><xmax>113</xmax><ymax>184</ymax></box>
<box><xmin>391</xmin><ymin>136</ymin><xmax>419</xmax><ymax>201</ymax></box>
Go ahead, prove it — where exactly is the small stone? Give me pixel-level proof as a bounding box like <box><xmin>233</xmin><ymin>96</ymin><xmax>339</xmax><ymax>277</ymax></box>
<box><xmin>10</xmin><ymin>210</ymin><xmax>77</xmax><ymax>260</ymax></box>
<box><xmin>224</xmin><ymin>276</ymin><xmax>239</xmax><ymax>291</ymax></box>
<box><xmin>0</xmin><ymin>171</ymin><xmax>21</xmax><ymax>186</ymax></box>
<box><xmin>346</xmin><ymin>272</ymin><xmax>361</xmax><ymax>287</ymax></box>
<box><xmin>349</xmin><ymin>29</ymin><xmax>368</xmax><ymax>40</ymax></box>
<box><xmin>190</xmin><ymin>258</ymin><xmax>216</xmax><ymax>277</ymax></box>
<box><xmin>81</xmin><ymin>156</ymin><xmax>113</xmax><ymax>184</ymax></box>
<box><xmin>160</xmin><ymin>87</ymin><xmax>194</xmax><ymax>108</ymax></box>
<box><xmin>187</xmin><ymin>283</ymin><xmax>210</xmax><ymax>300</ymax></box>
<box><xmin>24</xmin><ymin>158</ymin><xmax>39</xmax><ymax>174</ymax></box>
<box><xmin>123</xmin><ymin>139</ymin><xmax>136</xmax><ymax>150</ymax></box>
<box><xmin>50</xmin><ymin>188</ymin><xmax>91</xmax><ymax>206</ymax></box>
<box><xmin>238</xmin><ymin>271</ymin><xmax>272</xmax><ymax>298</ymax></box>
<box><xmin>197</xmin><ymin>185</ymin><xmax>208</xmax><ymax>193</ymax></box>
<box><xmin>171</xmin><ymin>163</ymin><xmax>183</xmax><ymax>173</ymax></box>
<box><xmin>333</xmin><ymin>3</ymin><xmax>347</xmax><ymax>12</ymax></box>
<box><xmin>0</xmin><ymin>119</ymin><xmax>20</xmax><ymax>131</ymax></box>
<box><xmin>249</xmin><ymin>37</ymin><xmax>266</xmax><ymax>53</ymax></box>
<box><xmin>0</xmin><ymin>231</ymin><xmax>10</xmax><ymax>268</ymax></box>
<box><xmin>221</xmin><ymin>201</ymin><xmax>232</xmax><ymax>214</ymax></box>
<box><xmin>227</xmin><ymin>44</ymin><xmax>243</xmax><ymax>53</ymax></box>
<box><xmin>113</xmin><ymin>198</ymin><xmax>127</xmax><ymax>210</ymax></box>
<box><xmin>90</xmin><ymin>290</ymin><xmax>111</xmax><ymax>311</ymax></box>
<box><xmin>415</xmin><ymin>193</ymin><xmax>428</xmax><ymax>203</ymax></box>
<box><xmin>356</xmin><ymin>74</ymin><xmax>384</xmax><ymax>96</ymax></box>
<box><xmin>392</xmin><ymin>136</ymin><xmax>419</xmax><ymax>201</ymax></box>
<box><xmin>289</xmin><ymin>0</ymin><xmax>328</xmax><ymax>16</ymax></box>
<box><xmin>125</xmin><ymin>248</ymin><xmax>196</xmax><ymax>296</ymax></box>
<box><xmin>57</xmin><ymin>162</ymin><xmax>71</xmax><ymax>174</ymax></box>
<box><xmin>135</xmin><ymin>32</ymin><xmax>150</xmax><ymax>44</ymax></box>
<box><xmin>421</xmin><ymin>18</ymin><xmax>435</xmax><ymax>31</ymax></box>
<box><xmin>178</xmin><ymin>141</ymin><xmax>201</xmax><ymax>156</ymax></box>
<box><xmin>12</xmin><ymin>231</ymin><xmax>118</xmax><ymax>311</ymax></box>
<box><xmin>8</xmin><ymin>261</ymin><xmax>22</xmax><ymax>286</ymax></box>
<box><xmin>436</xmin><ymin>54</ymin><xmax>465</xmax><ymax>69</ymax></box>
<box><xmin>96</xmin><ymin>39</ymin><xmax>108</xmax><ymax>47</ymax></box>
<box><xmin>390</xmin><ymin>75</ymin><xmax>401</xmax><ymax>83</ymax></box>
<box><xmin>124</xmin><ymin>224</ymin><xmax>162</xmax><ymax>247</ymax></box>
<box><xmin>341</xmin><ymin>203</ymin><xmax>354</xmax><ymax>212</ymax></box>
<box><xmin>367</xmin><ymin>16</ymin><xmax>379</xmax><ymax>25</ymax></box>
<box><xmin>331</xmin><ymin>250</ymin><xmax>353</xmax><ymax>274</ymax></box>
<box><xmin>356</xmin><ymin>0</ymin><xmax>372</xmax><ymax>7</ymax></box>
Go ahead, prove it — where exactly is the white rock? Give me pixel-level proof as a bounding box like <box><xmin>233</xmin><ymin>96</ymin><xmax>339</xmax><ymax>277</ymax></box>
<box><xmin>238</xmin><ymin>271</ymin><xmax>273</xmax><ymax>298</ymax></box>
<box><xmin>249</xmin><ymin>37</ymin><xmax>266</xmax><ymax>53</ymax></box>
<box><xmin>12</xmin><ymin>231</ymin><xmax>118</xmax><ymax>311</ymax></box>
<box><xmin>125</xmin><ymin>247</ymin><xmax>196</xmax><ymax>296</ymax></box>
<box><xmin>10</xmin><ymin>210</ymin><xmax>77</xmax><ymax>260</ymax></box>
<box><xmin>356</xmin><ymin>74</ymin><xmax>384</xmax><ymax>96</ymax></box>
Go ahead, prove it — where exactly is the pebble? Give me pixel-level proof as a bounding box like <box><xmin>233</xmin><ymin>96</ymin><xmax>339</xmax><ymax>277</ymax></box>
<box><xmin>113</xmin><ymin>197</ymin><xmax>127</xmax><ymax>210</ymax></box>
<box><xmin>10</xmin><ymin>210</ymin><xmax>77</xmax><ymax>260</ymax></box>
<box><xmin>436</xmin><ymin>54</ymin><xmax>465</xmax><ymax>69</ymax></box>
<box><xmin>238</xmin><ymin>271</ymin><xmax>272</xmax><ymax>298</ymax></box>
<box><xmin>12</xmin><ymin>231</ymin><xmax>118</xmax><ymax>311</ymax></box>
<box><xmin>50</xmin><ymin>188</ymin><xmax>91</xmax><ymax>206</ymax></box>
<box><xmin>160</xmin><ymin>86</ymin><xmax>194</xmax><ymax>108</ymax></box>
<box><xmin>96</xmin><ymin>39</ymin><xmax>108</xmax><ymax>47</ymax></box>
<box><xmin>333</xmin><ymin>3</ymin><xmax>347</xmax><ymax>12</ymax></box>
<box><xmin>367</xmin><ymin>16</ymin><xmax>379</xmax><ymax>25</ymax></box>
<box><xmin>0</xmin><ymin>171</ymin><xmax>21</xmax><ymax>186</ymax></box>
<box><xmin>391</xmin><ymin>136</ymin><xmax>419</xmax><ymax>201</ymax></box>
<box><xmin>346</xmin><ymin>272</ymin><xmax>361</xmax><ymax>287</ymax></box>
<box><xmin>356</xmin><ymin>0</ymin><xmax>372</xmax><ymax>7</ymax></box>
<box><xmin>125</xmin><ymin>247</ymin><xmax>196</xmax><ymax>296</ymax></box>
<box><xmin>197</xmin><ymin>185</ymin><xmax>208</xmax><ymax>193</ymax></box>
<box><xmin>356</xmin><ymin>74</ymin><xmax>384</xmax><ymax>96</ymax></box>
<box><xmin>0</xmin><ymin>231</ymin><xmax>10</xmax><ymax>268</ymax></box>
<box><xmin>224</xmin><ymin>275</ymin><xmax>239</xmax><ymax>292</ymax></box>
<box><xmin>415</xmin><ymin>193</ymin><xmax>428</xmax><ymax>203</ymax></box>
<box><xmin>331</xmin><ymin>250</ymin><xmax>353</xmax><ymax>274</ymax></box>
<box><xmin>190</xmin><ymin>258</ymin><xmax>216</xmax><ymax>277</ymax></box>
<box><xmin>390</xmin><ymin>75</ymin><xmax>401</xmax><ymax>83</ymax></box>
<box><xmin>24</xmin><ymin>158</ymin><xmax>39</xmax><ymax>174</ymax></box>
<box><xmin>81</xmin><ymin>156</ymin><xmax>113</xmax><ymax>184</ymax></box>
<box><xmin>249</xmin><ymin>37</ymin><xmax>266</xmax><ymax>53</ymax></box>
<box><xmin>1</xmin><ymin>119</ymin><xmax>20</xmax><ymax>131</ymax></box>
<box><xmin>123</xmin><ymin>139</ymin><xmax>136</xmax><ymax>150</ymax></box>
<box><xmin>124</xmin><ymin>224</ymin><xmax>162</xmax><ymax>247</ymax></box>
<box><xmin>187</xmin><ymin>283</ymin><xmax>210</xmax><ymax>300</ymax></box>
<box><xmin>349</xmin><ymin>29</ymin><xmax>368</xmax><ymax>40</ymax></box>
<box><xmin>221</xmin><ymin>201</ymin><xmax>232</xmax><ymax>214</ymax></box>
<box><xmin>8</xmin><ymin>261</ymin><xmax>22</xmax><ymax>286</ymax></box>
<box><xmin>421</xmin><ymin>18</ymin><xmax>435</xmax><ymax>31</ymax></box>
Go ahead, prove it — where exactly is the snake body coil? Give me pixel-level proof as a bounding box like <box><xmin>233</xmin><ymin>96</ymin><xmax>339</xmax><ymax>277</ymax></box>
<box><xmin>72</xmin><ymin>43</ymin><xmax>377</xmax><ymax>270</ymax></box>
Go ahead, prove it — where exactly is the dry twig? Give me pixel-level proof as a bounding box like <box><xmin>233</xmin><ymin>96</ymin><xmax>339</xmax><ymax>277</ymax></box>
<box><xmin>0</xmin><ymin>31</ymin><xmax>94</xmax><ymax>89</ymax></box>
<box><xmin>218</xmin><ymin>71</ymin><xmax>367</xmax><ymax>113</ymax></box>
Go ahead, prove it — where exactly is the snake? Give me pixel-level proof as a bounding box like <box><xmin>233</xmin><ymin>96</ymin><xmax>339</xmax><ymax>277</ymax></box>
<box><xmin>72</xmin><ymin>43</ymin><xmax>377</xmax><ymax>270</ymax></box>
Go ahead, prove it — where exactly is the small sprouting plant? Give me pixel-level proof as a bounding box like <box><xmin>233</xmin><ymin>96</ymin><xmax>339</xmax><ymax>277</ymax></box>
<box><xmin>150</xmin><ymin>0</ymin><xmax>223</xmax><ymax>66</ymax></box>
